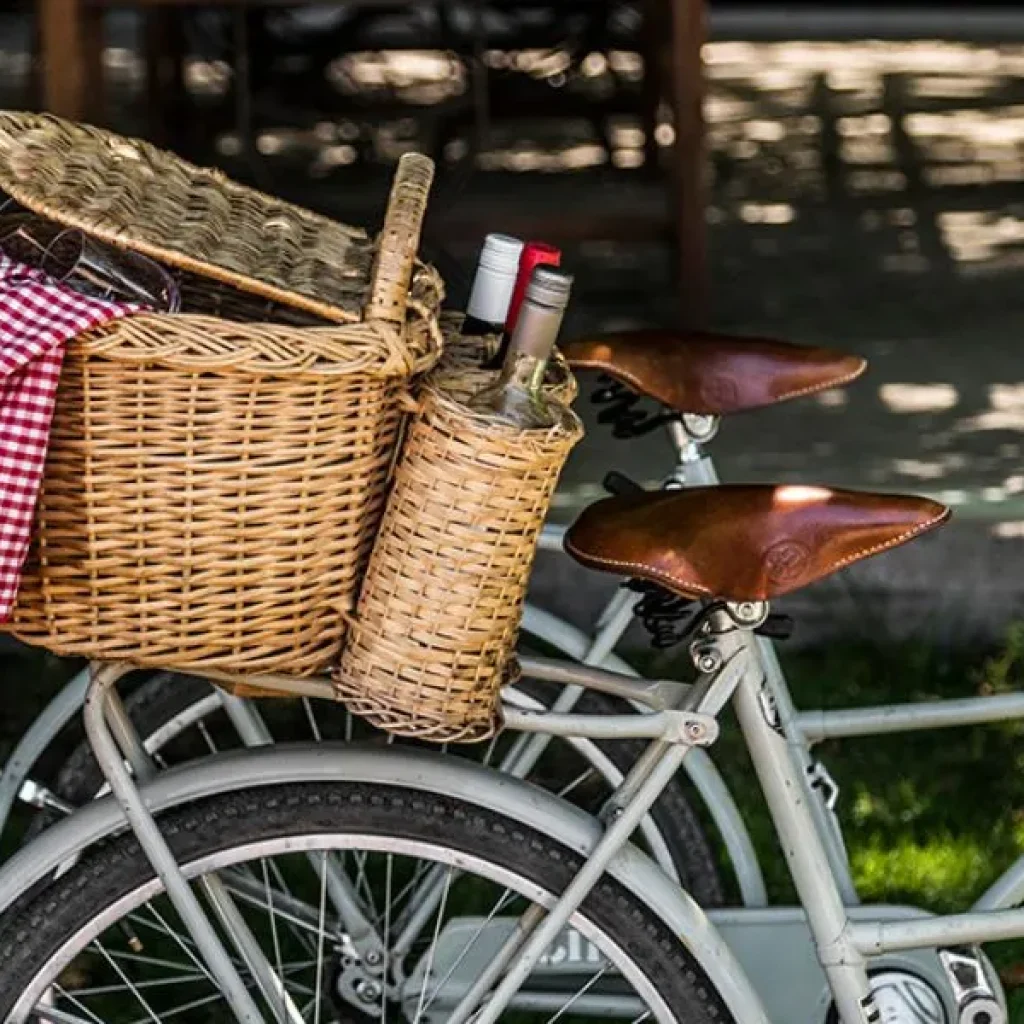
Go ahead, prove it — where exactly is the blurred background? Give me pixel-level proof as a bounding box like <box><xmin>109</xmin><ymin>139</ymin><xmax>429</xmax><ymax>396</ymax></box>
<box><xmin>3</xmin><ymin>0</ymin><xmax>1024</xmax><ymax>994</ymax></box>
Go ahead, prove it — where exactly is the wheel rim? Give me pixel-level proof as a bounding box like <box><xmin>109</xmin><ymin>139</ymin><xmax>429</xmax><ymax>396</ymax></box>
<box><xmin>12</xmin><ymin>832</ymin><xmax>673</xmax><ymax>1024</ymax></box>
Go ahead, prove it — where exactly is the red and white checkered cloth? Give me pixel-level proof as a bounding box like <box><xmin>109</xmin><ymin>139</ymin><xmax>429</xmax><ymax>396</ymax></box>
<box><xmin>0</xmin><ymin>253</ymin><xmax>142</xmax><ymax>620</ymax></box>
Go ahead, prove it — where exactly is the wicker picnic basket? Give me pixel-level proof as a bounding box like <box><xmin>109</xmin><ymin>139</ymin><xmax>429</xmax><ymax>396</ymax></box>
<box><xmin>0</xmin><ymin>112</ymin><xmax>443</xmax><ymax>677</ymax></box>
<box><xmin>335</xmin><ymin>376</ymin><xmax>582</xmax><ymax>742</ymax></box>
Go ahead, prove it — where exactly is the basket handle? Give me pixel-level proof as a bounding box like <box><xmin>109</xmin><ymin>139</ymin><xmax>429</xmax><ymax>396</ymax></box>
<box><xmin>366</xmin><ymin>152</ymin><xmax>436</xmax><ymax>326</ymax></box>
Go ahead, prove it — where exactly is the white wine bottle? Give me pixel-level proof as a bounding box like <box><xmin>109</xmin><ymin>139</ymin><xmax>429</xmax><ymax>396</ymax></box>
<box><xmin>466</xmin><ymin>267</ymin><xmax>573</xmax><ymax>429</ymax></box>
<box><xmin>462</xmin><ymin>233</ymin><xmax>523</xmax><ymax>337</ymax></box>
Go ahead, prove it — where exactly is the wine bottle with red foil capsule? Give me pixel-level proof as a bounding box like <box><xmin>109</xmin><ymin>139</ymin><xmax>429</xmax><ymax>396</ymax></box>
<box><xmin>467</xmin><ymin>267</ymin><xmax>573</xmax><ymax>429</ymax></box>
<box><xmin>462</xmin><ymin>233</ymin><xmax>523</xmax><ymax>337</ymax></box>
<box><xmin>483</xmin><ymin>240</ymin><xmax>561</xmax><ymax>369</ymax></box>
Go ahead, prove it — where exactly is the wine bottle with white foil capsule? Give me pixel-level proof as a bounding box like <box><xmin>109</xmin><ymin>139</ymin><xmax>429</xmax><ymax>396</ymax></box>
<box><xmin>462</xmin><ymin>233</ymin><xmax>523</xmax><ymax>337</ymax></box>
<box><xmin>466</xmin><ymin>267</ymin><xmax>573</xmax><ymax>429</ymax></box>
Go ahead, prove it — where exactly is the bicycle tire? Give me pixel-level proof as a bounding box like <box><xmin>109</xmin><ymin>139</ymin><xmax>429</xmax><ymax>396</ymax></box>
<box><xmin>32</xmin><ymin>671</ymin><xmax>724</xmax><ymax>906</ymax></box>
<box><xmin>0</xmin><ymin>780</ymin><xmax>735</xmax><ymax>1023</ymax></box>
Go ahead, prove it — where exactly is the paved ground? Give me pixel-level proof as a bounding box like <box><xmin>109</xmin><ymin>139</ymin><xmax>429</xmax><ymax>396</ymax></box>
<box><xmin>4</xmin><ymin>20</ymin><xmax>1024</xmax><ymax>644</ymax></box>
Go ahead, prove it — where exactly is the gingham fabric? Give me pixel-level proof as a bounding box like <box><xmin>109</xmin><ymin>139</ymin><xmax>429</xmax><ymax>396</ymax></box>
<box><xmin>0</xmin><ymin>253</ymin><xmax>141</xmax><ymax>620</ymax></box>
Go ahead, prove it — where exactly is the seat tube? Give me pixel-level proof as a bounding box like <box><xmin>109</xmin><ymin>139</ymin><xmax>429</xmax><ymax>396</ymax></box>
<box><xmin>731</xmin><ymin>655</ymin><xmax>876</xmax><ymax>1024</ymax></box>
<box><xmin>755</xmin><ymin>634</ymin><xmax>859</xmax><ymax>904</ymax></box>
<box><xmin>667</xmin><ymin>421</ymin><xmax>718</xmax><ymax>486</ymax></box>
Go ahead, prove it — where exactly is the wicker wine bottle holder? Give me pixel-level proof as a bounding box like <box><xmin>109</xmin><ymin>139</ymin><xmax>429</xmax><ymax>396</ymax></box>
<box><xmin>0</xmin><ymin>112</ymin><xmax>443</xmax><ymax>677</ymax></box>
<box><xmin>435</xmin><ymin>311</ymin><xmax>578</xmax><ymax>405</ymax></box>
<box><xmin>334</xmin><ymin>376</ymin><xmax>583</xmax><ymax>742</ymax></box>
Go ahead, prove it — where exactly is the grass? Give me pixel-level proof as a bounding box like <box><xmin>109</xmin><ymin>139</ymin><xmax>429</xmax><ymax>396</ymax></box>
<box><xmin>637</xmin><ymin>626</ymin><xmax>1024</xmax><ymax>1020</ymax></box>
<box><xmin>2</xmin><ymin>633</ymin><xmax>1024</xmax><ymax>1018</ymax></box>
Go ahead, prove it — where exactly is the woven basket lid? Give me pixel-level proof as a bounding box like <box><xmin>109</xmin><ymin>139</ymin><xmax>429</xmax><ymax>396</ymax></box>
<box><xmin>0</xmin><ymin>112</ymin><xmax>382</xmax><ymax>323</ymax></box>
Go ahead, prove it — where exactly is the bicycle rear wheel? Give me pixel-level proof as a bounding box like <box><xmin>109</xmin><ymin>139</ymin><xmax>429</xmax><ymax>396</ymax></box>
<box><xmin>0</xmin><ymin>780</ymin><xmax>734</xmax><ymax>1023</ymax></box>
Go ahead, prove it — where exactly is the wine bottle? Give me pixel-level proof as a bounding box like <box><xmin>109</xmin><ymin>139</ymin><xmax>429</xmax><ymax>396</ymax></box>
<box><xmin>467</xmin><ymin>267</ymin><xmax>573</xmax><ymax>429</ymax></box>
<box><xmin>483</xmin><ymin>240</ymin><xmax>561</xmax><ymax>369</ymax></box>
<box><xmin>462</xmin><ymin>233</ymin><xmax>524</xmax><ymax>336</ymax></box>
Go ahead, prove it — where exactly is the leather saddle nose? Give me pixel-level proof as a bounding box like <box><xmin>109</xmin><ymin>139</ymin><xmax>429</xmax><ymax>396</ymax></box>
<box><xmin>561</xmin><ymin>329</ymin><xmax>866</xmax><ymax>417</ymax></box>
<box><xmin>565</xmin><ymin>485</ymin><xmax>950</xmax><ymax>602</ymax></box>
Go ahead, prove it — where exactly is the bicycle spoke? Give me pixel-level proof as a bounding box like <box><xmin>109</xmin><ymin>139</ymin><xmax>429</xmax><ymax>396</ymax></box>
<box><xmin>313</xmin><ymin>851</ymin><xmax>328</xmax><ymax>1024</ymax></box>
<box><xmin>263</xmin><ymin>857</ymin><xmax>288</xmax><ymax>1024</ymax></box>
<box><xmin>300</xmin><ymin>697</ymin><xmax>323</xmax><ymax>743</ymax></box>
<box><xmin>381</xmin><ymin>853</ymin><xmax>393</xmax><ymax>1024</ymax></box>
<box><xmin>125</xmin><ymin>991</ymin><xmax>228</xmax><ymax>1024</ymax></box>
<box><xmin>196</xmin><ymin>718</ymin><xmax>219</xmax><ymax>756</ymax></box>
<box><xmin>420</xmin><ymin>888</ymin><xmax>518</xmax><ymax>1017</ymax></box>
<box><xmin>30</xmin><ymin>1003</ymin><xmax>95</xmax><ymax>1024</ymax></box>
<box><xmin>50</xmin><ymin>986</ymin><xmax>105</xmax><ymax>1024</ymax></box>
<box><xmin>66</xmin><ymin>973</ymin><xmax>207</xmax><ymax>997</ymax></box>
<box><xmin>92</xmin><ymin>940</ymin><xmax>161</xmax><ymax>1024</ymax></box>
<box><xmin>266</xmin><ymin>858</ymin><xmax>318</xmax><ymax>957</ymax></box>
<box><xmin>411</xmin><ymin>865</ymin><xmax>454</xmax><ymax>1024</ymax></box>
<box><xmin>220</xmin><ymin>868</ymin><xmax>337</xmax><ymax>940</ymax></box>
<box><xmin>100</xmin><ymin>949</ymin><xmax>212</xmax><ymax>974</ymax></box>
<box><xmin>543</xmin><ymin>963</ymin><xmax>611</xmax><ymax>1024</ymax></box>
<box><xmin>386</xmin><ymin>858</ymin><xmax>435</xmax><ymax>930</ymax></box>
<box><xmin>352</xmin><ymin>850</ymin><xmax>379</xmax><ymax>922</ymax></box>
<box><xmin>480</xmin><ymin>734</ymin><xmax>501</xmax><ymax>768</ymax></box>
<box><xmin>556</xmin><ymin>766</ymin><xmax>598</xmax><ymax>801</ymax></box>
<box><xmin>126</xmin><ymin>905</ymin><xmax>221</xmax><ymax>983</ymax></box>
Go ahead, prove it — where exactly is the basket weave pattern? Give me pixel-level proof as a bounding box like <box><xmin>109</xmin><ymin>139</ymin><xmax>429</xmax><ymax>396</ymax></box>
<box><xmin>436</xmin><ymin>312</ymin><xmax>578</xmax><ymax>406</ymax></box>
<box><xmin>9</xmin><ymin>321</ymin><xmax>415</xmax><ymax>674</ymax></box>
<box><xmin>335</xmin><ymin>380</ymin><xmax>582</xmax><ymax>741</ymax></box>
<box><xmin>0</xmin><ymin>113</ymin><xmax>376</xmax><ymax>323</ymax></box>
<box><xmin>1</xmin><ymin>125</ymin><xmax>442</xmax><ymax>676</ymax></box>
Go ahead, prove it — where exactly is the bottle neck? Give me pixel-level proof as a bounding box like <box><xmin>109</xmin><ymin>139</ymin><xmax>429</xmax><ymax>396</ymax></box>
<box><xmin>462</xmin><ymin>312</ymin><xmax>504</xmax><ymax>337</ymax></box>
<box><xmin>494</xmin><ymin>349</ymin><xmax>549</xmax><ymax>397</ymax></box>
<box><xmin>487</xmin><ymin>290</ymin><xmax>563</xmax><ymax>370</ymax></box>
<box><xmin>466</xmin><ymin>253</ymin><xmax>520</xmax><ymax>335</ymax></box>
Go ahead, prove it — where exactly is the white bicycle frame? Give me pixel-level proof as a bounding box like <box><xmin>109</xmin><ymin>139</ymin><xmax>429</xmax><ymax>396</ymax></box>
<box><xmin>3</xmin><ymin>604</ymin><xmax>1023</xmax><ymax>1024</ymax></box>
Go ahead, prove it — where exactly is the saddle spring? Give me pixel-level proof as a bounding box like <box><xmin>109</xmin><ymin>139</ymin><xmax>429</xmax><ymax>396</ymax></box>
<box><xmin>627</xmin><ymin>579</ymin><xmax>795</xmax><ymax>648</ymax></box>
<box><xmin>590</xmin><ymin>375</ymin><xmax>679</xmax><ymax>439</ymax></box>
<box><xmin>626</xmin><ymin>580</ymin><xmax>705</xmax><ymax>649</ymax></box>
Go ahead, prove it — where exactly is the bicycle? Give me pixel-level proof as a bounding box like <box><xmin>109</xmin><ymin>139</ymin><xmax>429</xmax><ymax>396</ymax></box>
<box><xmin>0</xmin><ymin>467</ymin><xmax>1019</xmax><ymax>1023</ymax></box>
<box><xmin>0</xmin><ymin>328</ymin><xmax>865</xmax><ymax>908</ymax></box>
<box><xmin>0</xmin><ymin>338</ymin><xmax>1019</xmax><ymax>1022</ymax></box>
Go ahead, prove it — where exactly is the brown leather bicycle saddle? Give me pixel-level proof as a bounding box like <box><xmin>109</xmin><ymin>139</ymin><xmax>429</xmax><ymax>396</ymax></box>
<box><xmin>565</xmin><ymin>485</ymin><xmax>949</xmax><ymax>602</ymax></box>
<box><xmin>561</xmin><ymin>330</ymin><xmax>867</xmax><ymax>416</ymax></box>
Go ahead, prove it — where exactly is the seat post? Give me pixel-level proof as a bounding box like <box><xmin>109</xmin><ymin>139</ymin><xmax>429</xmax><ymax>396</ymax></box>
<box><xmin>667</xmin><ymin>419</ymin><xmax>719</xmax><ymax>487</ymax></box>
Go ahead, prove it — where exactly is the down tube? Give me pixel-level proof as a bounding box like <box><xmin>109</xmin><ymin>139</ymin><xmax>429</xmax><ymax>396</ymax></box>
<box><xmin>521</xmin><ymin>602</ymin><xmax>769</xmax><ymax>907</ymax></box>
